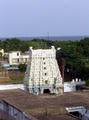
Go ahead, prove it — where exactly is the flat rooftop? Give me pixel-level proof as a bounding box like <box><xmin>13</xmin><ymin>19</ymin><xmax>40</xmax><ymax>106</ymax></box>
<box><xmin>0</xmin><ymin>89</ymin><xmax>89</xmax><ymax>120</ymax></box>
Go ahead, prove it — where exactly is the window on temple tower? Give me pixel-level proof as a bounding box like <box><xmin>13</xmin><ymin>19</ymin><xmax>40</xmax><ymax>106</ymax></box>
<box><xmin>44</xmin><ymin>67</ymin><xmax>46</xmax><ymax>69</ymax></box>
<box><xmin>45</xmin><ymin>80</ymin><xmax>48</xmax><ymax>84</ymax></box>
<box><xmin>45</xmin><ymin>73</ymin><xmax>47</xmax><ymax>76</ymax></box>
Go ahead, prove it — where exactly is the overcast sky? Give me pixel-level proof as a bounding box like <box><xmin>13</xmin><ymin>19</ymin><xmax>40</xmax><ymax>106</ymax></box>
<box><xmin>0</xmin><ymin>0</ymin><xmax>89</xmax><ymax>37</ymax></box>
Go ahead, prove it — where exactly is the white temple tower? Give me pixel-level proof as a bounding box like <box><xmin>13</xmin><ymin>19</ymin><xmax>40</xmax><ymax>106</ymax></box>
<box><xmin>24</xmin><ymin>46</ymin><xmax>63</xmax><ymax>95</ymax></box>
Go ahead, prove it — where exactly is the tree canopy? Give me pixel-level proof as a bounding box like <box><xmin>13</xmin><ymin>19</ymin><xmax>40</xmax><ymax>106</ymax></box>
<box><xmin>1</xmin><ymin>37</ymin><xmax>89</xmax><ymax>81</ymax></box>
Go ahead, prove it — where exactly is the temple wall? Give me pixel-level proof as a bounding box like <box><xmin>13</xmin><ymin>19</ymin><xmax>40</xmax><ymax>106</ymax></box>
<box><xmin>0</xmin><ymin>84</ymin><xmax>24</xmax><ymax>90</ymax></box>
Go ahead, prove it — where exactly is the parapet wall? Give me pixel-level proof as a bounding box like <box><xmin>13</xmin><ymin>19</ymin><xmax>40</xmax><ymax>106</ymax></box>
<box><xmin>0</xmin><ymin>84</ymin><xmax>24</xmax><ymax>90</ymax></box>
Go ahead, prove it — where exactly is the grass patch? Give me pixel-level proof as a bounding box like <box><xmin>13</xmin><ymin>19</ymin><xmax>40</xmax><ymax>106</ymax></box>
<box><xmin>10</xmin><ymin>76</ymin><xmax>24</xmax><ymax>84</ymax></box>
<box><xmin>8</xmin><ymin>71</ymin><xmax>24</xmax><ymax>84</ymax></box>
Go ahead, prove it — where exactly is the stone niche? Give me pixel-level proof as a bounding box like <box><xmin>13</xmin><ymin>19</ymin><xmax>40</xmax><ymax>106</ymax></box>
<box><xmin>24</xmin><ymin>46</ymin><xmax>63</xmax><ymax>95</ymax></box>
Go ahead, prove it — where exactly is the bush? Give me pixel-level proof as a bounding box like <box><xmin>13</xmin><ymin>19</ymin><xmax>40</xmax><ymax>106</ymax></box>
<box><xmin>86</xmin><ymin>79</ymin><xmax>89</xmax><ymax>86</ymax></box>
<box><xmin>18</xmin><ymin>63</ymin><xmax>27</xmax><ymax>72</ymax></box>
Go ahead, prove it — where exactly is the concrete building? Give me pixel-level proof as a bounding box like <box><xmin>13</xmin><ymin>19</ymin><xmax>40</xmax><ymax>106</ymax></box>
<box><xmin>9</xmin><ymin>51</ymin><xmax>29</xmax><ymax>66</ymax></box>
<box><xmin>24</xmin><ymin>46</ymin><xmax>63</xmax><ymax>95</ymax></box>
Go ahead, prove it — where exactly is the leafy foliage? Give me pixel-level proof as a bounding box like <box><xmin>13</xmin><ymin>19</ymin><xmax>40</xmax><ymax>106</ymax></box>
<box><xmin>18</xmin><ymin>63</ymin><xmax>27</xmax><ymax>72</ymax></box>
<box><xmin>86</xmin><ymin>79</ymin><xmax>89</xmax><ymax>86</ymax></box>
<box><xmin>1</xmin><ymin>37</ymin><xmax>89</xmax><ymax>81</ymax></box>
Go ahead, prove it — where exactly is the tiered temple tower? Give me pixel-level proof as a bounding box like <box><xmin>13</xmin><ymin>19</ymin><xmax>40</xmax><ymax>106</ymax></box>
<box><xmin>24</xmin><ymin>46</ymin><xmax>63</xmax><ymax>95</ymax></box>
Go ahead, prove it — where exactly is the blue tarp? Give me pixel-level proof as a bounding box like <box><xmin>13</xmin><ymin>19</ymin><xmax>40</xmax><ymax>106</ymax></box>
<box><xmin>3</xmin><ymin>64</ymin><xmax>10</xmax><ymax>67</ymax></box>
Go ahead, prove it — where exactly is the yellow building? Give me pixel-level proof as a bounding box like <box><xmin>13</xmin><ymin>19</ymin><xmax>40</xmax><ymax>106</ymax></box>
<box><xmin>0</xmin><ymin>49</ymin><xmax>4</xmax><ymax>56</ymax></box>
<box><xmin>0</xmin><ymin>49</ymin><xmax>8</xmax><ymax>56</ymax></box>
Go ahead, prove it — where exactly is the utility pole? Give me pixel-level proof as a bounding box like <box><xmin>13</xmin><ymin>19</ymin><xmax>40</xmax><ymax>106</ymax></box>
<box><xmin>62</xmin><ymin>58</ymin><xmax>66</xmax><ymax>93</ymax></box>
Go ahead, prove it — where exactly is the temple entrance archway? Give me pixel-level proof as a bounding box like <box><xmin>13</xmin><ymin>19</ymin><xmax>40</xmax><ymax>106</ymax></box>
<box><xmin>43</xmin><ymin>89</ymin><xmax>50</xmax><ymax>94</ymax></box>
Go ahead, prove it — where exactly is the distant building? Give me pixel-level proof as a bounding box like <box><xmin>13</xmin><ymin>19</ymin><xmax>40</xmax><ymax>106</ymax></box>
<box><xmin>24</xmin><ymin>46</ymin><xmax>63</xmax><ymax>95</ymax></box>
<box><xmin>0</xmin><ymin>49</ymin><xmax>8</xmax><ymax>57</ymax></box>
<box><xmin>9</xmin><ymin>51</ymin><xmax>29</xmax><ymax>66</ymax></box>
<box><xmin>0</xmin><ymin>49</ymin><xmax>4</xmax><ymax>56</ymax></box>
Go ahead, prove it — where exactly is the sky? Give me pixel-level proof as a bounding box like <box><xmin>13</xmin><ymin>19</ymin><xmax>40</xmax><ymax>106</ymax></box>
<box><xmin>0</xmin><ymin>0</ymin><xmax>89</xmax><ymax>37</ymax></box>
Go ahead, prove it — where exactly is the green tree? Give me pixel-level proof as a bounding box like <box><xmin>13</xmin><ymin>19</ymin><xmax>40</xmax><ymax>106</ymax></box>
<box><xmin>18</xmin><ymin>63</ymin><xmax>27</xmax><ymax>72</ymax></box>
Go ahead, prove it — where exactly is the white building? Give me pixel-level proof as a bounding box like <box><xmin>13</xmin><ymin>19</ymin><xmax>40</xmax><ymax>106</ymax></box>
<box><xmin>9</xmin><ymin>51</ymin><xmax>29</xmax><ymax>66</ymax></box>
<box><xmin>24</xmin><ymin>46</ymin><xmax>63</xmax><ymax>95</ymax></box>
